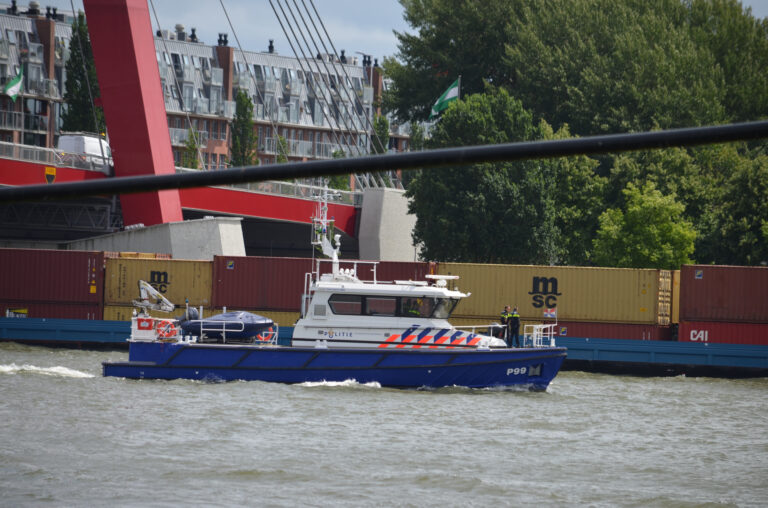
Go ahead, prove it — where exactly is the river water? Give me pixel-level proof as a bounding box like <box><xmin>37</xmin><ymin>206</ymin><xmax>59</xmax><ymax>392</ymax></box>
<box><xmin>1</xmin><ymin>342</ymin><xmax>766</xmax><ymax>507</ymax></box>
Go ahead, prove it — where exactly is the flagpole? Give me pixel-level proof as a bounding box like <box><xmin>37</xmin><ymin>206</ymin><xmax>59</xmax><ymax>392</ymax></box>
<box><xmin>457</xmin><ymin>75</ymin><xmax>461</xmax><ymax>101</ymax></box>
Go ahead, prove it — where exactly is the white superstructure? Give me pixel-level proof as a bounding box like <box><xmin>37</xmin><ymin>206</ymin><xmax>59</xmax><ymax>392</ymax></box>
<box><xmin>292</xmin><ymin>186</ymin><xmax>507</xmax><ymax>349</ymax></box>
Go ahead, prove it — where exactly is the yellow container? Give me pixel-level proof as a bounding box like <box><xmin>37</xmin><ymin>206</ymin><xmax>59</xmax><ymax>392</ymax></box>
<box><xmin>105</xmin><ymin>258</ymin><xmax>212</xmax><ymax>307</ymax></box>
<box><xmin>438</xmin><ymin>263</ymin><xmax>671</xmax><ymax>324</ymax></box>
<box><xmin>671</xmin><ymin>269</ymin><xmax>680</xmax><ymax>324</ymax></box>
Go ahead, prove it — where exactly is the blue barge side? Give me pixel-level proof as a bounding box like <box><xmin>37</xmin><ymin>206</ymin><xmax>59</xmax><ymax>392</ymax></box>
<box><xmin>1</xmin><ymin>318</ymin><xmax>766</xmax><ymax>377</ymax></box>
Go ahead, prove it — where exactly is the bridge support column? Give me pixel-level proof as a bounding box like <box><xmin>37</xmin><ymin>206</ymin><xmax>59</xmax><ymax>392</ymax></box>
<box><xmin>83</xmin><ymin>0</ymin><xmax>183</xmax><ymax>226</ymax></box>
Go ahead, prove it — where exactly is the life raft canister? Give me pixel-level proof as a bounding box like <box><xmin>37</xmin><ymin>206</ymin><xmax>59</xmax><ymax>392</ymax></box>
<box><xmin>137</xmin><ymin>317</ymin><xmax>154</xmax><ymax>330</ymax></box>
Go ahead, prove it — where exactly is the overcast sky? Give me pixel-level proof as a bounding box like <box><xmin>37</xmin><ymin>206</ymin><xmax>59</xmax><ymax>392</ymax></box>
<box><xmin>36</xmin><ymin>0</ymin><xmax>768</xmax><ymax>63</ymax></box>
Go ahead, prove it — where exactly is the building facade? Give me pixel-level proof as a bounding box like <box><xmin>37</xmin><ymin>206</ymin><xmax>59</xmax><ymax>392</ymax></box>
<box><xmin>0</xmin><ymin>4</ymin><xmax>401</xmax><ymax>184</ymax></box>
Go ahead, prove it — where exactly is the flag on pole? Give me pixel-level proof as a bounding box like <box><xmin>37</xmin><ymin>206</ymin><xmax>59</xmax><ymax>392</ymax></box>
<box><xmin>429</xmin><ymin>77</ymin><xmax>460</xmax><ymax>119</ymax></box>
<box><xmin>3</xmin><ymin>65</ymin><xmax>23</xmax><ymax>102</ymax></box>
<box><xmin>544</xmin><ymin>308</ymin><xmax>557</xmax><ymax>318</ymax></box>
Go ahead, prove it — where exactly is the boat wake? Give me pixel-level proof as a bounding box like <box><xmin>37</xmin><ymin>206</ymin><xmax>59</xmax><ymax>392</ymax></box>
<box><xmin>299</xmin><ymin>379</ymin><xmax>382</xmax><ymax>389</ymax></box>
<box><xmin>0</xmin><ymin>363</ymin><xmax>94</xmax><ymax>378</ymax></box>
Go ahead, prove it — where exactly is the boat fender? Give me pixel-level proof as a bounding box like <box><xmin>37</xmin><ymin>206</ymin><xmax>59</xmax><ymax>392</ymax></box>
<box><xmin>157</xmin><ymin>320</ymin><xmax>177</xmax><ymax>338</ymax></box>
<box><xmin>257</xmin><ymin>327</ymin><xmax>275</xmax><ymax>342</ymax></box>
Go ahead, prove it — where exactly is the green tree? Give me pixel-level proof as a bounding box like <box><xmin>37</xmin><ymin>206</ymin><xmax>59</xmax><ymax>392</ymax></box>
<box><xmin>371</xmin><ymin>114</ymin><xmax>390</xmax><ymax>154</ymax></box>
<box><xmin>328</xmin><ymin>149</ymin><xmax>350</xmax><ymax>190</ymax></box>
<box><xmin>230</xmin><ymin>90</ymin><xmax>256</xmax><ymax>167</ymax></box>
<box><xmin>181</xmin><ymin>129</ymin><xmax>199</xmax><ymax>169</ymax></box>
<box><xmin>382</xmin><ymin>0</ymin><xmax>516</xmax><ymax>121</ymax></box>
<box><xmin>276</xmin><ymin>135</ymin><xmax>289</xmax><ymax>163</ymax></box>
<box><xmin>592</xmin><ymin>182</ymin><xmax>696</xmax><ymax>269</ymax></box>
<box><xmin>407</xmin><ymin>87</ymin><xmax>604</xmax><ymax>264</ymax></box>
<box><xmin>61</xmin><ymin>11</ymin><xmax>105</xmax><ymax>133</ymax></box>
<box><xmin>704</xmin><ymin>151</ymin><xmax>768</xmax><ymax>265</ymax></box>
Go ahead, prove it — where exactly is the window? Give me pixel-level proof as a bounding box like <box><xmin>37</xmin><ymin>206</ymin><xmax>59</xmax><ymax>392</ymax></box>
<box><xmin>163</xmin><ymin>52</ymin><xmax>171</xmax><ymax>65</ymax></box>
<box><xmin>191</xmin><ymin>55</ymin><xmax>199</xmax><ymax>68</ymax></box>
<box><xmin>5</xmin><ymin>30</ymin><xmax>15</xmax><ymax>45</ymax></box>
<box><xmin>328</xmin><ymin>294</ymin><xmax>362</xmax><ymax>315</ymax></box>
<box><xmin>365</xmin><ymin>297</ymin><xmax>396</xmax><ymax>316</ymax></box>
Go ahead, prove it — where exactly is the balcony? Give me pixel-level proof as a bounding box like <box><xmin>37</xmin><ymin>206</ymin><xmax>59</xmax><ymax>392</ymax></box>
<box><xmin>282</xmin><ymin>77</ymin><xmax>301</xmax><ymax>96</ymax></box>
<box><xmin>0</xmin><ymin>110</ymin><xmax>22</xmax><ymax>130</ymax></box>
<box><xmin>193</xmin><ymin>97</ymin><xmax>210</xmax><ymax>115</ymax></box>
<box><xmin>20</xmin><ymin>43</ymin><xmax>44</xmax><ymax>65</ymax></box>
<box><xmin>26</xmin><ymin>78</ymin><xmax>60</xmax><ymax>99</ymax></box>
<box><xmin>169</xmin><ymin>127</ymin><xmax>208</xmax><ymax>148</ymax></box>
<box><xmin>221</xmin><ymin>100</ymin><xmax>235</xmax><ymax>119</ymax></box>
<box><xmin>260</xmin><ymin>136</ymin><xmax>358</xmax><ymax>160</ymax></box>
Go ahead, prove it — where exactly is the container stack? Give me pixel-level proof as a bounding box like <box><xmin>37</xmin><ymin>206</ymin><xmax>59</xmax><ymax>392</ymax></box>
<box><xmin>438</xmin><ymin>263</ymin><xmax>673</xmax><ymax>341</ymax></box>
<box><xmin>0</xmin><ymin>249</ymin><xmax>104</xmax><ymax>319</ymax></box>
<box><xmin>677</xmin><ymin>265</ymin><xmax>768</xmax><ymax>345</ymax></box>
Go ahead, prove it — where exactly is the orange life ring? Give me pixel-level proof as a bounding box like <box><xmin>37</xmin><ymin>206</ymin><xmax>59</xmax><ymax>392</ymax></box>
<box><xmin>156</xmin><ymin>320</ymin><xmax>177</xmax><ymax>338</ymax></box>
<box><xmin>257</xmin><ymin>327</ymin><xmax>274</xmax><ymax>342</ymax></box>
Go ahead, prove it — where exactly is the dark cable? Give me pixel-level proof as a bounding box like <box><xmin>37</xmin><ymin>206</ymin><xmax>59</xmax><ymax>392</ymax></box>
<box><xmin>2</xmin><ymin>120</ymin><xmax>767</xmax><ymax>203</ymax></box>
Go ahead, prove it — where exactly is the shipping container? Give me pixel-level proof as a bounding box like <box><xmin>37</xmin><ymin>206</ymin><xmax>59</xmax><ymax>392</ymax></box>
<box><xmin>671</xmin><ymin>269</ymin><xmax>680</xmax><ymax>324</ymax></box>
<box><xmin>552</xmin><ymin>321</ymin><xmax>673</xmax><ymax>341</ymax></box>
<box><xmin>212</xmin><ymin>256</ymin><xmax>311</xmax><ymax>311</ymax></box>
<box><xmin>679</xmin><ymin>265</ymin><xmax>768</xmax><ymax>323</ymax></box>
<box><xmin>679</xmin><ymin>320</ymin><xmax>768</xmax><ymax>346</ymax></box>
<box><xmin>2</xmin><ymin>300</ymin><xmax>103</xmax><ymax>320</ymax></box>
<box><xmin>0</xmin><ymin>248</ymin><xmax>104</xmax><ymax>304</ymax></box>
<box><xmin>438</xmin><ymin>263</ymin><xmax>672</xmax><ymax>324</ymax></box>
<box><xmin>104</xmin><ymin>251</ymin><xmax>172</xmax><ymax>259</ymax></box>
<box><xmin>213</xmin><ymin>256</ymin><xmax>432</xmax><ymax>311</ymax></box>
<box><xmin>104</xmin><ymin>258</ymin><xmax>212</xmax><ymax>307</ymax></box>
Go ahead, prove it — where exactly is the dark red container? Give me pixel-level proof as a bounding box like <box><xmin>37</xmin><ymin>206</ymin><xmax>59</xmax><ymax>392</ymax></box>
<box><xmin>1</xmin><ymin>300</ymin><xmax>103</xmax><ymax>320</ymax></box>
<box><xmin>553</xmin><ymin>321</ymin><xmax>674</xmax><ymax>341</ymax></box>
<box><xmin>323</xmin><ymin>260</ymin><xmax>432</xmax><ymax>285</ymax></box>
<box><xmin>679</xmin><ymin>265</ymin><xmax>768</xmax><ymax>323</ymax></box>
<box><xmin>0</xmin><ymin>249</ymin><xmax>104</xmax><ymax>304</ymax></box>
<box><xmin>212</xmin><ymin>256</ymin><xmax>311</xmax><ymax>311</ymax></box>
<box><xmin>678</xmin><ymin>320</ymin><xmax>768</xmax><ymax>346</ymax></box>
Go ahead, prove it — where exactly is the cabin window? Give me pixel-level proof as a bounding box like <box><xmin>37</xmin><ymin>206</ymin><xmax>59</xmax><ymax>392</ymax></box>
<box><xmin>432</xmin><ymin>298</ymin><xmax>459</xmax><ymax>319</ymax></box>
<box><xmin>365</xmin><ymin>297</ymin><xmax>396</xmax><ymax>316</ymax></box>
<box><xmin>399</xmin><ymin>297</ymin><xmax>458</xmax><ymax>319</ymax></box>
<box><xmin>328</xmin><ymin>294</ymin><xmax>362</xmax><ymax>315</ymax></box>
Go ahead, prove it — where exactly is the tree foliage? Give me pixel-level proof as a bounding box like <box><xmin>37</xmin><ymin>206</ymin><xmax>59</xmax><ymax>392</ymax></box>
<box><xmin>181</xmin><ymin>129</ymin><xmax>199</xmax><ymax>169</ymax></box>
<box><xmin>592</xmin><ymin>182</ymin><xmax>696</xmax><ymax>269</ymax></box>
<box><xmin>371</xmin><ymin>114</ymin><xmax>390</xmax><ymax>154</ymax></box>
<box><xmin>62</xmin><ymin>11</ymin><xmax>105</xmax><ymax>134</ymax></box>
<box><xmin>230</xmin><ymin>90</ymin><xmax>256</xmax><ymax>167</ymax></box>
<box><xmin>387</xmin><ymin>0</ymin><xmax>768</xmax><ymax>267</ymax></box>
<box><xmin>407</xmin><ymin>87</ymin><xmax>605</xmax><ymax>264</ymax></box>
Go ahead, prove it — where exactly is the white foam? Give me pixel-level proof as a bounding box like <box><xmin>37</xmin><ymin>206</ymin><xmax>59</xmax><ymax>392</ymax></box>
<box><xmin>299</xmin><ymin>379</ymin><xmax>381</xmax><ymax>389</ymax></box>
<box><xmin>0</xmin><ymin>363</ymin><xmax>94</xmax><ymax>378</ymax></box>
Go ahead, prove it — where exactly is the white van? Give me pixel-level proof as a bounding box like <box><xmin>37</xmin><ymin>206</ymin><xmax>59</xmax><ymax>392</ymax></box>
<box><xmin>57</xmin><ymin>132</ymin><xmax>113</xmax><ymax>173</ymax></box>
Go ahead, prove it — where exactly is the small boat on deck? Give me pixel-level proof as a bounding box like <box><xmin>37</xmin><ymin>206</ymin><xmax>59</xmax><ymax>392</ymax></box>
<box><xmin>103</xmin><ymin>188</ymin><xmax>566</xmax><ymax>389</ymax></box>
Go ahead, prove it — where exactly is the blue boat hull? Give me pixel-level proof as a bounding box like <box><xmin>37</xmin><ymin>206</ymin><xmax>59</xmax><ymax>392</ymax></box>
<box><xmin>102</xmin><ymin>341</ymin><xmax>567</xmax><ymax>390</ymax></box>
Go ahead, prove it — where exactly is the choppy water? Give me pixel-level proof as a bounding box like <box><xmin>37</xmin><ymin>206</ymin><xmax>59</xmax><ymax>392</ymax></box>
<box><xmin>1</xmin><ymin>342</ymin><xmax>766</xmax><ymax>507</ymax></box>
